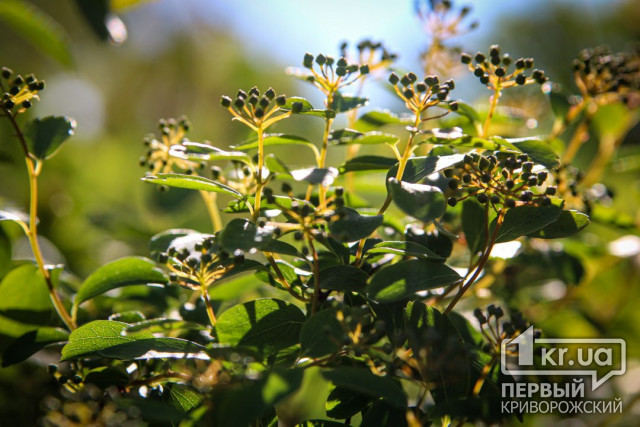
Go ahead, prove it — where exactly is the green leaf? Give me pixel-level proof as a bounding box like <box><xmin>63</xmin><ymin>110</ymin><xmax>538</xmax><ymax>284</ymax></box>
<box><xmin>265</xmin><ymin>154</ymin><xmax>291</xmax><ymax>176</ymax></box>
<box><xmin>353</xmin><ymin>109</ymin><xmax>410</xmax><ymax>132</ymax></box>
<box><xmin>61</xmin><ymin>320</ymin><xmax>208</xmax><ymax>361</ymax></box>
<box><xmin>461</xmin><ymin>199</ymin><xmax>487</xmax><ymax>255</ymax></box>
<box><xmin>347</xmin><ymin>132</ymin><xmax>400</xmax><ymax>145</ymax></box>
<box><xmin>61</xmin><ymin>320</ymin><xmax>150</xmax><ymax>361</ymax></box>
<box><xmin>0</xmin><ymin>209</ymin><xmax>28</xmax><ymax>225</ymax></box>
<box><xmin>365</xmin><ymin>241</ymin><xmax>443</xmax><ymax>260</ymax></box>
<box><xmin>149</xmin><ymin>229</ymin><xmax>198</xmax><ymax>258</ymax></box>
<box><xmin>167</xmin><ymin>384</ymin><xmax>203</xmax><ymax>413</ymax></box>
<box><xmin>388</xmin><ymin>178</ymin><xmax>446</xmax><ymax>222</ymax></box>
<box><xmin>224</xmin><ymin>195</ymin><xmax>312</xmax><ymax>216</ymax></box>
<box><xmin>330</xmin><ymin>92</ymin><xmax>368</xmax><ymax>113</ymax></box>
<box><xmin>2</xmin><ymin>327</ymin><xmax>68</xmax><ymax>366</ymax></box>
<box><xmin>169</xmin><ymin>142</ymin><xmax>250</xmax><ymax>163</ymax></box>
<box><xmin>0</xmin><ymin>227</ymin><xmax>12</xmax><ymax>279</ymax></box>
<box><xmin>212</xmin><ymin>369</ymin><xmax>304</xmax><ymax>426</ymax></box>
<box><xmin>24</xmin><ymin>116</ymin><xmax>76</xmax><ymax>160</ymax></box>
<box><xmin>0</xmin><ymin>264</ymin><xmax>52</xmax><ymax>325</ymax></box>
<box><xmin>281</xmin><ymin>97</ymin><xmax>335</xmax><ymax>118</ymax></box>
<box><xmin>75</xmin><ymin>257</ymin><xmax>167</xmax><ymax>306</ymax></box>
<box><xmin>491</xmin><ymin>204</ymin><xmax>563</xmax><ymax>243</ymax></box>
<box><xmin>317</xmin><ymin>265</ymin><xmax>368</xmax><ymax>292</ymax></box>
<box><xmin>0</xmin><ymin>0</ymin><xmax>72</xmax><ymax>66</ymax></box>
<box><xmin>326</xmin><ymin>386</ymin><xmax>374</xmax><ymax>419</ymax></box>
<box><xmin>321</xmin><ymin>367</ymin><xmax>406</xmax><ymax>408</ymax></box>
<box><xmin>527</xmin><ymin>210</ymin><xmax>589</xmax><ymax>239</ymax></box>
<box><xmin>234</xmin><ymin>133</ymin><xmax>316</xmax><ymax>152</ymax></box>
<box><xmin>497</xmin><ymin>136</ymin><xmax>559</xmax><ymax>168</ymax></box>
<box><xmin>368</xmin><ymin>259</ymin><xmax>461</xmax><ymax>302</ymax></box>
<box><xmin>208</xmin><ymin>273</ymin><xmax>263</xmax><ymax>300</ymax></box>
<box><xmin>98</xmin><ymin>337</ymin><xmax>208</xmax><ymax>360</ymax></box>
<box><xmin>361</xmin><ymin>400</ymin><xmax>408</xmax><ymax>427</ymax></box>
<box><xmin>439</xmin><ymin>101</ymin><xmax>480</xmax><ymax>124</ymax></box>
<box><xmin>386</xmin><ymin>154</ymin><xmax>465</xmax><ymax>184</ymax></box>
<box><xmin>427</xmin><ymin>134</ymin><xmax>506</xmax><ymax>150</ymax></box>
<box><xmin>290</xmin><ymin>167</ymin><xmax>338</xmax><ymax>186</ymax></box>
<box><xmin>299</xmin><ymin>308</ymin><xmax>342</xmax><ymax>358</ymax></box>
<box><xmin>329</xmin><ymin>207</ymin><xmax>383</xmax><ymax>243</ymax></box>
<box><xmin>125</xmin><ymin>318</ymin><xmax>207</xmax><ymax>334</ymax></box>
<box><xmin>339</xmin><ymin>155</ymin><xmax>398</xmax><ymax>173</ymax></box>
<box><xmin>84</xmin><ymin>366</ymin><xmax>130</xmax><ymax>388</ymax></box>
<box><xmin>141</xmin><ymin>173</ymin><xmax>242</xmax><ymax>197</ymax></box>
<box><xmin>215</xmin><ymin>298</ymin><xmax>305</xmax><ymax>357</ymax></box>
<box><xmin>548</xmin><ymin>90</ymin><xmax>571</xmax><ymax>119</ymax></box>
<box><xmin>218</xmin><ymin>218</ymin><xmax>274</xmax><ymax>253</ymax></box>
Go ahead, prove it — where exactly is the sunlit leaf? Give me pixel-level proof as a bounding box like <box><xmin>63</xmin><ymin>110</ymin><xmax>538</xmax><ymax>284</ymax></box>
<box><xmin>367</xmin><ymin>259</ymin><xmax>461</xmax><ymax>302</ymax></box>
<box><xmin>75</xmin><ymin>257</ymin><xmax>167</xmax><ymax>306</ymax></box>
<box><xmin>142</xmin><ymin>173</ymin><xmax>242</xmax><ymax>197</ymax></box>
<box><xmin>24</xmin><ymin>116</ymin><xmax>76</xmax><ymax>160</ymax></box>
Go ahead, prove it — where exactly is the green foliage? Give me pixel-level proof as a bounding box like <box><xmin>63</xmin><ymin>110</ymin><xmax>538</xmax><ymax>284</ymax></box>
<box><xmin>2</xmin><ymin>5</ymin><xmax>639</xmax><ymax>425</ymax></box>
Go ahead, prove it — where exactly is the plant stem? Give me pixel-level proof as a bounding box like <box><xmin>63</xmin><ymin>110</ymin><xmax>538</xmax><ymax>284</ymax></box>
<box><xmin>444</xmin><ymin>209</ymin><xmax>504</xmax><ymax>315</ymax></box>
<box><xmin>199</xmin><ymin>191</ymin><xmax>222</xmax><ymax>232</ymax></box>
<box><xmin>201</xmin><ymin>287</ymin><xmax>217</xmax><ymax>327</ymax></box>
<box><xmin>482</xmin><ymin>84</ymin><xmax>501</xmax><ymax>137</ymax></box>
<box><xmin>318</xmin><ymin>108</ymin><xmax>334</xmax><ymax>208</ymax></box>
<box><xmin>4</xmin><ymin>110</ymin><xmax>76</xmax><ymax>330</ymax></box>
<box><xmin>253</xmin><ymin>128</ymin><xmax>265</xmax><ymax>221</ymax></box>
<box><xmin>561</xmin><ymin>120</ymin><xmax>589</xmax><ymax>165</ymax></box>
<box><xmin>354</xmin><ymin>113</ymin><xmax>421</xmax><ymax>267</ymax></box>
<box><xmin>308</xmin><ymin>235</ymin><xmax>321</xmax><ymax>314</ymax></box>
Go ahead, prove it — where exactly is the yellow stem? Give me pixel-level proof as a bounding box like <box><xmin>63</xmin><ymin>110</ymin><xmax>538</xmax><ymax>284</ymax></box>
<box><xmin>201</xmin><ymin>287</ymin><xmax>217</xmax><ymax>327</ymax></box>
<box><xmin>199</xmin><ymin>191</ymin><xmax>222</xmax><ymax>232</ymax></box>
<box><xmin>482</xmin><ymin>84</ymin><xmax>501</xmax><ymax>137</ymax></box>
<box><xmin>27</xmin><ymin>159</ymin><xmax>76</xmax><ymax>330</ymax></box>
<box><xmin>253</xmin><ymin>128</ymin><xmax>265</xmax><ymax>221</ymax></box>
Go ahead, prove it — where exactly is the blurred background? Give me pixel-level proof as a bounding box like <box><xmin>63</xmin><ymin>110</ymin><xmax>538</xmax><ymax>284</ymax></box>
<box><xmin>0</xmin><ymin>0</ymin><xmax>639</xmax><ymax>424</ymax></box>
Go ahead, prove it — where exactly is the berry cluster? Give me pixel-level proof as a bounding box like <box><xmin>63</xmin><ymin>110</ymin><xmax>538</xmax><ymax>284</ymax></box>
<box><xmin>1</xmin><ymin>67</ymin><xmax>45</xmax><ymax>112</ymax></box>
<box><xmin>443</xmin><ymin>152</ymin><xmax>555</xmax><ymax>209</ymax></box>
<box><xmin>139</xmin><ymin>117</ymin><xmax>201</xmax><ymax>175</ymax></box>
<box><xmin>388</xmin><ymin>71</ymin><xmax>457</xmax><ymax>114</ymax></box>
<box><xmin>573</xmin><ymin>46</ymin><xmax>640</xmax><ymax>106</ymax></box>
<box><xmin>474</xmin><ymin>305</ymin><xmax>534</xmax><ymax>354</ymax></box>
<box><xmin>461</xmin><ymin>45</ymin><xmax>548</xmax><ymax>89</ymax></box>
<box><xmin>294</xmin><ymin>52</ymin><xmax>370</xmax><ymax>98</ymax></box>
<box><xmin>339</xmin><ymin>39</ymin><xmax>398</xmax><ymax>73</ymax></box>
<box><xmin>159</xmin><ymin>236</ymin><xmax>244</xmax><ymax>290</ymax></box>
<box><xmin>416</xmin><ymin>0</ymin><xmax>477</xmax><ymax>38</ymax></box>
<box><xmin>220</xmin><ymin>86</ymin><xmax>291</xmax><ymax>128</ymax></box>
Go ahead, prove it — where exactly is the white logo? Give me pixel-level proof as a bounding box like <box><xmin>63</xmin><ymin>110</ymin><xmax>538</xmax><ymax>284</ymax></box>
<box><xmin>501</xmin><ymin>327</ymin><xmax>626</xmax><ymax>391</ymax></box>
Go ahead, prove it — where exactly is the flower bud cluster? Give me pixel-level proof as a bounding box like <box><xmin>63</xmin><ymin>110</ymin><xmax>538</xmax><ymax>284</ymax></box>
<box><xmin>443</xmin><ymin>152</ymin><xmax>555</xmax><ymax>209</ymax></box>
<box><xmin>220</xmin><ymin>86</ymin><xmax>289</xmax><ymax>126</ymax></box>
<box><xmin>573</xmin><ymin>46</ymin><xmax>640</xmax><ymax>107</ymax></box>
<box><xmin>388</xmin><ymin>71</ymin><xmax>457</xmax><ymax>114</ymax></box>
<box><xmin>339</xmin><ymin>39</ymin><xmax>397</xmax><ymax>74</ymax></box>
<box><xmin>461</xmin><ymin>45</ymin><xmax>548</xmax><ymax>89</ymax></box>
<box><xmin>159</xmin><ymin>236</ymin><xmax>244</xmax><ymax>290</ymax></box>
<box><xmin>139</xmin><ymin>117</ymin><xmax>201</xmax><ymax>175</ymax></box>
<box><xmin>1</xmin><ymin>67</ymin><xmax>45</xmax><ymax>112</ymax></box>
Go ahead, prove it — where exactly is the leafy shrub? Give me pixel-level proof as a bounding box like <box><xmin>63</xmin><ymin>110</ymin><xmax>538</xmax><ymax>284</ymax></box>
<box><xmin>0</xmin><ymin>1</ymin><xmax>639</xmax><ymax>425</ymax></box>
